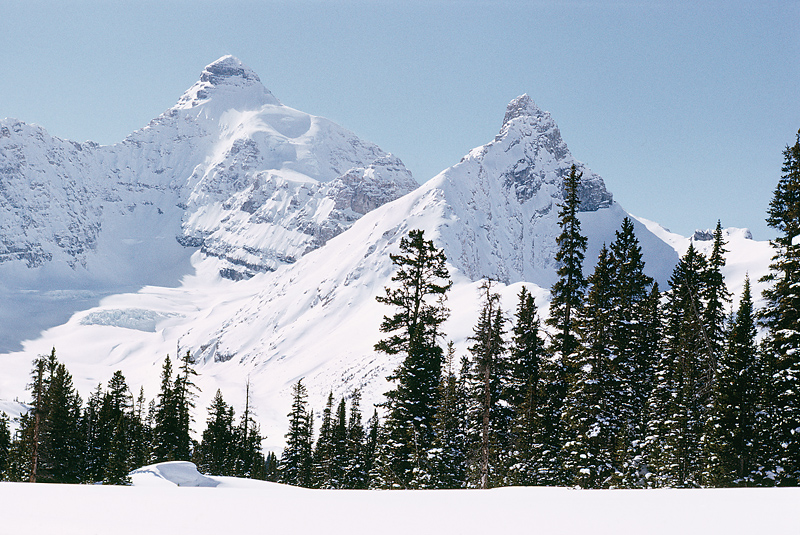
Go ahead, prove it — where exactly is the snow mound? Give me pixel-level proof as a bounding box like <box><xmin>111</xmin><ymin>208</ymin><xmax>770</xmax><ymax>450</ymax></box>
<box><xmin>130</xmin><ymin>461</ymin><xmax>219</xmax><ymax>487</ymax></box>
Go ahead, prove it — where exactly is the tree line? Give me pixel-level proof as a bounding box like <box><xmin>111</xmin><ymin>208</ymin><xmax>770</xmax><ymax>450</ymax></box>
<box><xmin>278</xmin><ymin>130</ymin><xmax>798</xmax><ymax>490</ymax></box>
<box><xmin>0</xmin><ymin>350</ymin><xmax>273</xmax><ymax>484</ymax></box>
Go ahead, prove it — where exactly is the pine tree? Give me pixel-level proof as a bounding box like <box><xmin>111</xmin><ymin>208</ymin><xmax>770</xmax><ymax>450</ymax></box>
<box><xmin>280</xmin><ymin>379</ymin><xmax>313</xmax><ymax>487</ymax></box>
<box><xmin>431</xmin><ymin>342</ymin><xmax>468</xmax><ymax>489</ymax></box>
<box><xmin>128</xmin><ymin>387</ymin><xmax>151</xmax><ymax>470</ymax></box>
<box><xmin>82</xmin><ymin>383</ymin><xmax>105</xmax><ymax>482</ymax></box>
<box><xmin>153</xmin><ymin>355</ymin><xmax>179</xmax><ymax>462</ymax></box>
<box><xmin>173</xmin><ymin>351</ymin><xmax>199</xmax><ymax>461</ymax></box>
<box><xmin>5</xmin><ymin>414</ymin><xmax>33</xmax><ymax>482</ymax></box>
<box><xmin>562</xmin><ymin>245</ymin><xmax>620</xmax><ymax>488</ymax></box>
<box><xmin>706</xmin><ymin>276</ymin><xmax>759</xmax><ymax>486</ymax></box>
<box><xmin>541</xmin><ymin>164</ymin><xmax>588</xmax><ymax>485</ymax></box>
<box><xmin>0</xmin><ymin>412</ymin><xmax>11</xmax><ymax>480</ymax></box>
<box><xmin>233</xmin><ymin>381</ymin><xmax>266</xmax><ymax>480</ymax></box>
<box><xmin>704</xmin><ymin>221</ymin><xmax>731</xmax><ymax>356</ymax></box>
<box><xmin>364</xmin><ymin>410</ymin><xmax>381</xmax><ymax>488</ymax></box>
<box><xmin>342</xmin><ymin>390</ymin><xmax>369</xmax><ymax>489</ymax></box>
<box><xmin>26</xmin><ymin>355</ymin><xmax>46</xmax><ymax>483</ymax></box>
<box><xmin>505</xmin><ymin>286</ymin><xmax>548</xmax><ymax>486</ymax></box>
<box><xmin>312</xmin><ymin>392</ymin><xmax>336</xmax><ymax>488</ymax></box>
<box><xmin>327</xmin><ymin>397</ymin><xmax>348</xmax><ymax>488</ymax></box>
<box><xmin>607</xmin><ymin>218</ymin><xmax>656</xmax><ymax>487</ymax></box>
<box><xmin>42</xmin><ymin>360</ymin><xmax>84</xmax><ymax>483</ymax></box>
<box><xmin>374</xmin><ymin>229</ymin><xmax>451</xmax><ymax>488</ymax></box>
<box><xmin>547</xmin><ymin>164</ymin><xmax>588</xmax><ymax>366</ymax></box>
<box><xmin>625</xmin><ymin>281</ymin><xmax>662</xmax><ymax>487</ymax></box>
<box><xmin>264</xmin><ymin>451</ymin><xmax>279</xmax><ymax>482</ymax></box>
<box><xmin>104</xmin><ymin>415</ymin><xmax>132</xmax><ymax>485</ymax></box>
<box><xmin>646</xmin><ymin>244</ymin><xmax>711</xmax><ymax>487</ymax></box>
<box><xmin>17</xmin><ymin>351</ymin><xmax>84</xmax><ymax>484</ymax></box>
<box><xmin>197</xmin><ymin>390</ymin><xmax>236</xmax><ymax>476</ymax></box>
<box><xmin>466</xmin><ymin>281</ymin><xmax>510</xmax><ymax>488</ymax></box>
<box><xmin>759</xmin><ymin>129</ymin><xmax>800</xmax><ymax>485</ymax></box>
<box><xmin>93</xmin><ymin>371</ymin><xmax>133</xmax><ymax>481</ymax></box>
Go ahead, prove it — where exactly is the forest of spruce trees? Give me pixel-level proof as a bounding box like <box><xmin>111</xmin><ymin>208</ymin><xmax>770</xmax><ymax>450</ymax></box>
<box><xmin>0</xmin><ymin>130</ymin><xmax>798</xmax><ymax>490</ymax></box>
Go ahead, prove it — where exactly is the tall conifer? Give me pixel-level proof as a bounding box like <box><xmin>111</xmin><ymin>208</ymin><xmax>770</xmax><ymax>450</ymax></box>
<box><xmin>759</xmin><ymin>129</ymin><xmax>800</xmax><ymax>485</ymax></box>
<box><xmin>374</xmin><ymin>229</ymin><xmax>451</xmax><ymax>488</ymax></box>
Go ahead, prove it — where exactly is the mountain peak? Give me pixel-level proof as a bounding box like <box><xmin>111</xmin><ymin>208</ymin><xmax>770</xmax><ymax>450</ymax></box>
<box><xmin>174</xmin><ymin>55</ymin><xmax>280</xmax><ymax>110</ymax></box>
<box><xmin>502</xmin><ymin>94</ymin><xmax>546</xmax><ymax>126</ymax></box>
<box><xmin>200</xmin><ymin>55</ymin><xmax>262</xmax><ymax>85</ymax></box>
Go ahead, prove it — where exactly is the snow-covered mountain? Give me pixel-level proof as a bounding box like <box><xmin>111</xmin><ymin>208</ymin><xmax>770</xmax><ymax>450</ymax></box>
<box><xmin>0</xmin><ymin>57</ymin><xmax>772</xmax><ymax>450</ymax></box>
<box><xmin>0</xmin><ymin>56</ymin><xmax>417</xmax><ymax>350</ymax></box>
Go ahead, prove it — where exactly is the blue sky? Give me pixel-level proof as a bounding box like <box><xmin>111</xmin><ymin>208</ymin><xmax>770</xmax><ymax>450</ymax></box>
<box><xmin>1</xmin><ymin>0</ymin><xmax>797</xmax><ymax>240</ymax></box>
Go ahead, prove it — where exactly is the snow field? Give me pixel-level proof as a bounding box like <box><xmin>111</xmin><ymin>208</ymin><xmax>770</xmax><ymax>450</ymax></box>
<box><xmin>0</xmin><ymin>461</ymin><xmax>796</xmax><ymax>535</ymax></box>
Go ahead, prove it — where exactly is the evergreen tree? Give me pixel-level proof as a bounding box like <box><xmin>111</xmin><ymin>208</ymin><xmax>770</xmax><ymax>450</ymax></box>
<box><xmin>0</xmin><ymin>412</ymin><xmax>10</xmax><ymax>480</ymax></box>
<box><xmin>26</xmin><ymin>355</ymin><xmax>46</xmax><ymax>482</ymax></box>
<box><xmin>152</xmin><ymin>355</ymin><xmax>179</xmax><ymax>462</ymax></box>
<box><xmin>342</xmin><ymin>390</ymin><xmax>369</xmax><ymax>489</ymax></box>
<box><xmin>82</xmin><ymin>383</ymin><xmax>105</xmax><ymax>482</ymax></box>
<box><xmin>173</xmin><ymin>351</ymin><xmax>199</xmax><ymax>461</ymax></box>
<box><xmin>540</xmin><ymin>165</ymin><xmax>588</xmax><ymax>485</ymax></box>
<box><xmin>562</xmin><ymin>245</ymin><xmax>620</xmax><ymax>488</ymax></box>
<box><xmin>704</xmin><ymin>221</ymin><xmax>731</xmax><ymax>356</ymax></box>
<box><xmin>128</xmin><ymin>387</ymin><xmax>152</xmax><ymax>471</ymax></box>
<box><xmin>264</xmin><ymin>451</ymin><xmax>279</xmax><ymax>482</ymax></box>
<box><xmin>312</xmin><ymin>392</ymin><xmax>336</xmax><ymax>488</ymax></box>
<box><xmin>706</xmin><ymin>276</ymin><xmax>759</xmax><ymax>486</ymax></box>
<box><xmin>466</xmin><ymin>281</ymin><xmax>509</xmax><ymax>488</ymax></box>
<box><xmin>374</xmin><ymin>229</ymin><xmax>451</xmax><ymax>488</ymax></box>
<box><xmin>280</xmin><ymin>379</ymin><xmax>313</xmax><ymax>487</ymax></box>
<box><xmin>15</xmin><ymin>351</ymin><xmax>84</xmax><ymax>484</ymax></box>
<box><xmin>505</xmin><ymin>287</ymin><xmax>548</xmax><ymax>486</ymax></box>
<box><xmin>104</xmin><ymin>415</ymin><xmax>132</xmax><ymax>485</ymax></box>
<box><xmin>233</xmin><ymin>381</ymin><xmax>266</xmax><ymax>480</ymax></box>
<box><xmin>41</xmin><ymin>359</ymin><xmax>84</xmax><ymax>483</ymax></box>
<box><xmin>607</xmin><ymin>218</ymin><xmax>656</xmax><ymax>487</ymax></box>
<box><xmin>547</xmin><ymin>164</ymin><xmax>588</xmax><ymax>366</ymax></box>
<box><xmin>197</xmin><ymin>390</ymin><xmax>236</xmax><ymax>476</ymax></box>
<box><xmin>646</xmin><ymin>244</ymin><xmax>712</xmax><ymax>487</ymax></box>
<box><xmin>93</xmin><ymin>371</ymin><xmax>133</xmax><ymax>482</ymax></box>
<box><xmin>431</xmin><ymin>342</ymin><xmax>468</xmax><ymax>489</ymax></box>
<box><xmin>364</xmin><ymin>410</ymin><xmax>381</xmax><ymax>488</ymax></box>
<box><xmin>759</xmin><ymin>129</ymin><xmax>800</xmax><ymax>485</ymax></box>
<box><xmin>625</xmin><ymin>281</ymin><xmax>662</xmax><ymax>487</ymax></box>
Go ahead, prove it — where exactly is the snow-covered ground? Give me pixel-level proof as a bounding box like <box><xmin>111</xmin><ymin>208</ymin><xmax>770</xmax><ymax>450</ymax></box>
<box><xmin>0</xmin><ymin>461</ymin><xmax>796</xmax><ymax>534</ymax></box>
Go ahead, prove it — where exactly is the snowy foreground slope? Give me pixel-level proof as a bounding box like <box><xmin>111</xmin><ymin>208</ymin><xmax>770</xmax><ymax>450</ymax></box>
<box><xmin>0</xmin><ymin>58</ymin><xmax>774</xmax><ymax>450</ymax></box>
<box><xmin>0</xmin><ymin>462</ymin><xmax>796</xmax><ymax>535</ymax></box>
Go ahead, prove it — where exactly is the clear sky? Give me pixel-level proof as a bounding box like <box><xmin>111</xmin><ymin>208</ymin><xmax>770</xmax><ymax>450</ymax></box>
<box><xmin>1</xmin><ymin>0</ymin><xmax>797</xmax><ymax>240</ymax></box>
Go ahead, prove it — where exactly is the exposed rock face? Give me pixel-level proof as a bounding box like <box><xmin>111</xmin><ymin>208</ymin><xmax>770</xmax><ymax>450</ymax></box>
<box><xmin>431</xmin><ymin>94</ymin><xmax>630</xmax><ymax>286</ymax></box>
<box><xmin>499</xmin><ymin>95</ymin><xmax>613</xmax><ymax>211</ymax></box>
